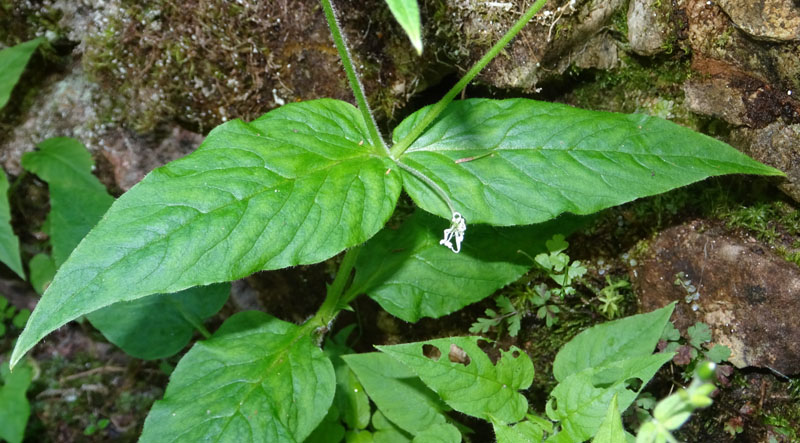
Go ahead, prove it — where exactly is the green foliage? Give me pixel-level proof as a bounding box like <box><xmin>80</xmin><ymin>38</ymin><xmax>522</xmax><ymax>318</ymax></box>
<box><xmin>384</xmin><ymin>0</ymin><xmax>423</xmax><ymax>54</ymax></box>
<box><xmin>83</xmin><ymin>415</ymin><xmax>110</xmax><ymax>436</ymax></box>
<box><xmin>469</xmin><ymin>295</ymin><xmax>521</xmax><ymax>336</ymax></box>
<box><xmin>660</xmin><ymin>319</ymin><xmax>731</xmax><ymax>377</ymax></box>
<box><xmin>546</xmin><ymin>304</ymin><xmax>675</xmax><ymax>442</ymax></box>
<box><xmin>0</xmin><ymin>295</ymin><xmax>30</xmax><ymax>338</ymax></box>
<box><xmin>534</xmin><ymin>234</ymin><xmax>587</xmax><ymax>297</ymax></box>
<box><xmin>592</xmin><ymin>395</ymin><xmax>627</xmax><ymax>443</ymax></box>
<box><xmin>529</xmin><ymin>284</ymin><xmax>561</xmax><ymax>328</ymax></box>
<box><xmin>0</xmin><ymin>37</ymin><xmax>43</xmax><ymax>110</ymax></box>
<box><xmin>594</xmin><ymin>277</ymin><xmax>630</xmax><ymax>319</ymax></box>
<box><xmin>28</xmin><ymin>253</ymin><xmax>55</xmax><ymax>295</ymax></box>
<box><xmin>21</xmin><ymin>137</ymin><xmax>114</xmax><ymax>267</ymax></box>
<box><xmin>636</xmin><ymin>363</ymin><xmax>717</xmax><ymax>443</ymax></box>
<box><xmin>393</xmin><ymin>99</ymin><xmax>780</xmax><ymax>226</ymax></box>
<box><xmin>353</xmin><ymin>211</ymin><xmax>585</xmax><ymax>323</ymax></box>
<box><xmin>0</xmin><ymin>359</ymin><xmax>33</xmax><ymax>443</ymax></box>
<box><xmin>343</xmin><ymin>352</ymin><xmax>457</xmax><ymax>439</ymax></box>
<box><xmin>140</xmin><ymin>311</ymin><xmax>335</xmax><ymax>442</ymax></box>
<box><xmin>12</xmin><ymin>103</ymin><xmax>402</xmax><ymax>366</ymax></box>
<box><xmin>20</xmin><ymin>137</ymin><xmax>229</xmax><ymax>360</ymax></box>
<box><xmin>0</xmin><ymin>170</ymin><xmax>24</xmax><ymax>279</ymax></box>
<box><xmin>86</xmin><ymin>283</ymin><xmax>230</xmax><ymax>359</ymax></box>
<box><xmin>378</xmin><ymin>336</ymin><xmax>534</xmax><ymax>425</ymax></box>
<box><xmin>6</xmin><ymin>1</ymin><xmax>780</xmax><ymax>440</ymax></box>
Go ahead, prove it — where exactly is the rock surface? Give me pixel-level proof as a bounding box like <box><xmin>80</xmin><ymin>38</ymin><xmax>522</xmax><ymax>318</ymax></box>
<box><xmin>633</xmin><ymin>220</ymin><xmax>800</xmax><ymax>375</ymax></box>
<box><xmin>717</xmin><ymin>0</ymin><xmax>800</xmax><ymax>42</ymax></box>
<box><xmin>627</xmin><ymin>0</ymin><xmax>672</xmax><ymax>55</ymax></box>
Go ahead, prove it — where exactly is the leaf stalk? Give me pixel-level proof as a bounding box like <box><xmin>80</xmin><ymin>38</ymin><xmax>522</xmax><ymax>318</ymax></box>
<box><xmin>389</xmin><ymin>0</ymin><xmax>549</xmax><ymax>158</ymax></box>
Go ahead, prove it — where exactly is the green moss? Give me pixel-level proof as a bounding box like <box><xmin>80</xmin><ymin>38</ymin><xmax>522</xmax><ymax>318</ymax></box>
<box><xmin>568</xmin><ymin>55</ymin><xmax>699</xmax><ymax>127</ymax></box>
<box><xmin>610</xmin><ymin>8</ymin><xmax>628</xmax><ymax>39</ymax></box>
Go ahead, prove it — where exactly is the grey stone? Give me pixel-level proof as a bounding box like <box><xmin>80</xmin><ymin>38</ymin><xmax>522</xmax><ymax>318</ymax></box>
<box><xmin>627</xmin><ymin>0</ymin><xmax>670</xmax><ymax>55</ymax></box>
<box><xmin>634</xmin><ymin>220</ymin><xmax>800</xmax><ymax>375</ymax></box>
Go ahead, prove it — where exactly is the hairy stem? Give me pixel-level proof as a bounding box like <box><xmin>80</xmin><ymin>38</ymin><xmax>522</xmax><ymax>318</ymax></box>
<box><xmin>390</xmin><ymin>0</ymin><xmax>549</xmax><ymax>158</ymax></box>
<box><xmin>308</xmin><ymin>245</ymin><xmax>362</xmax><ymax>332</ymax></box>
<box><xmin>320</xmin><ymin>0</ymin><xmax>388</xmax><ymax>154</ymax></box>
<box><xmin>396</xmin><ymin>160</ymin><xmax>456</xmax><ymax>215</ymax></box>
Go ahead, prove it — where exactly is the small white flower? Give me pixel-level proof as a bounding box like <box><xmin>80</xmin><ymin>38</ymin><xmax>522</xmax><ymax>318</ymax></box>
<box><xmin>440</xmin><ymin>212</ymin><xmax>467</xmax><ymax>253</ymax></box>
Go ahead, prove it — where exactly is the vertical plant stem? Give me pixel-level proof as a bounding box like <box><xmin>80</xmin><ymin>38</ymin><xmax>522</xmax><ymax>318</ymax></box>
<box><xmin>389</xmin><ymin>0</ymin><xmax>549</xmax><ymax>158</ymax></box>
<box><xmin>308</xmin><ymin>245</ymin><xmax>362</xmax><ymax>331</ymax></box>
<box><xmin>320</xmin><ymin>0</ymin><xmax>388</xmax><ymax>153</ymax></box>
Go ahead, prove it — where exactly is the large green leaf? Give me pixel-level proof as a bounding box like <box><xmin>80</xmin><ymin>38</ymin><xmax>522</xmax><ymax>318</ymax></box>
<box><xmin>343</xmin><ymin>352</ymin><xmax>453</xmax><ymax>436</ymax></box>
<box><xmin>378</xmin><ymin>336</ymin><xmax>533</xmax><ymax>424</ymax></box>
<box><xmin>384</xmin><ymin>0</ymin><xmax>423</xmax><ymax>54</ymax></box>
<box><xmin>552</xmin><ymin>303</ymin><xmax>674</xmax><ymax>382</ymax></box>
<box><xmin>11</xmin><ymin>99</ymin><xmax>402</xmax><ymax>368</ymax></box>
<box><xmin>545</xmin><ymin>353</ymin><xmax>673</xmax><ymax>443</ymax></box>
<box><xmin>0</xmin><ymin>170</ymin><xmax>24</xmax><ymax>279</ymax></box>
<box><xmin>21</xmin><ymin>137</ymin><xmax>114</xmax><ymax>267</ymax></box>
<box><xmin>140</xmin><ymin>311</ymin><xmax>335</xmax><ymax>442</ymax></box>
<box><xmin>351</xmin><ymin>210</ymin><xmax>586</xmax><ymax>322</ymax></box>
<box><xmin>0</xmin><ymin>38</ymin><xmax>43</xmax><ymax>110</ymax></box>
<box><xmin>394</xmin><ymin>99</ymin><xmax>783</xmax><ymax>226</ymax></box>
<box><xmin>0</xmin><ymin>359</ymin><xmax>33</xmax><ymax>443</ymax></box>
<box><xmin>86</xmin><ymin>283</ymin><xmax>230</xmax><ymax>360</ymax></box>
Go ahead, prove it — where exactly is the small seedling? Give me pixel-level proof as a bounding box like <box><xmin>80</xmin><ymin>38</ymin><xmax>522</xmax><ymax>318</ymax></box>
<box><xmin>660</xmin><ymin>320</ymin><xmax>731</xmax><ymax>381</ymax></box>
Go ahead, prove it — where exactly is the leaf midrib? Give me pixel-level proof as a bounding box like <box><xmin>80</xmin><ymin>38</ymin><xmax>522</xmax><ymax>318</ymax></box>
<box><xmin>36</xmin><ymin>151</ymin><xmax>386</xmax><ymax>337</ymax></box>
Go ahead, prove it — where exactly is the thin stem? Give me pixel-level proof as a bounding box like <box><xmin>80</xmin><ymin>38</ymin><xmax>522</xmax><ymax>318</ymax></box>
<box><xmin>308</xmin><ymin>245</ymin><xmax>362</xmax><ymax>330</ymax></box>
<box><xmin>320</xmin><ymin>0</ymin><xmax>388</xmax><ymax>154</ymax></box>
<box><xmin>396</xmin><ymin>160</ymin><xmax>455</xmax><ymax>215</ymax></box>
<box><xmin>389</xmin><ymin>0</ymin><xmax>549</xmax><ymax>158</ymax></box>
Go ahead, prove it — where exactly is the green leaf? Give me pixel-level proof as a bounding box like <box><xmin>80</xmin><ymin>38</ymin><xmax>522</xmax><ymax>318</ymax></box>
<box><xmin>546</xmin><ymin>353</ymin><xmax>674</xmax><ymax>443</ymax></box>
<box><xmin>0</xmin><ymin>359</ymin><xmax>33</xmax><ymax>443</ymax></box>
<box><xmin>0</xmin><ymin>170</ymin><xmax>24</xmax><ymax>279</ymax></box>
<box><xmin>306</xmin><ymin>407</ymin><xmax>346</xmax><ymax>443</ymax></box>
<box><xmin>553</xmin><ymin>303</ymin><xmax>675</xmax><ymax>382</ymax></box>
<box><xmin>21</xmin><ymin>137</ymin><xmax>115</xmax><ymax>267</ymax></box>
<box><xmin>11</xmin><ymin>99</ymin><xmax>402</xmax><ymax>368</ymax></box>
<box><xmin>343</xmin><ymin>352</ymin><xmax>452</xmax><ymax>436</ymax></box>
<box><xmin>347</xmin><ymin>430</ymin><xmax>375</xmax><ymax>443</ymax></box>
<box><xmin>687</xmin><ymin>322</ymin><xmax>712</xmax><ymax>348</ymax></box>
<box><xmin>592</xmin><ymin>394</ymin><xmax>625</xmax><ymax>443</ymax></box>
<box><xmin>660</xmin><ymin>322</ymin><xmax>680</xmax><ymax>342</ymax></box>
<box><xmin>140</xmin><ymin>311</ymin><xmax>335</xmax><ymax>442</ymax></box>
<box><xmin>411</xmin><ymin>423</ymin><xmax>460</xmax><ymax>443</ymax></box>
<box><xmin>86</xmin><ymin>283</ymin><xmax>230</xmax><ymax>359</ymax></box>
<box><xmin>28</xmin><ymin>253</ymin><xmax>55</xmax><ymax>295</ymax></box>
<box><xmin>351</xmin><ymin>210</ymin><xmax>586</xmax><ymax>322</ymax></box>
<box><xmin>704</xmin><ymin>344</ymin><xmax>731</xmax><ymax>364</ymax></box>
<box><xmin>325</xmin><ymin>329</ymin><xmax>372</xmax><ymax>431</ymax></box>
<box><xmin>545</xmin><ymin>235</ymin><xmax>568</xmax><ymax>253</ymax></box>
<box><xmin>394</xmin><ymin>99</ymin><xmax>783</xmax><ymax>226</ymax></box>
<box><xmin>11</xmin><ymin>309</ymin><xmax>30</xmax><ymax>329</ymax></box>
<box><xmin>493</xmin><ymin>419</ymin><xmax>544</xmax><ymax>443</ymax></box>
<box><xmin>378</xmin><ymin>336</ymin><xmax>534</xmax><ymax>424</ymax></box>
<box><xmin>384</xmin><ymin>0</ymin><xmax>423</xmax><ymax>55</ymax></box>
<box><xmin>372</xmin><ymin>410</ymin><xmax>412</xmax><ymax>443</ymax></box>
<box><xmin>0</xmin><ymin>38</ymin><xmax>43</xmax><ymax>110</ymax></box>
